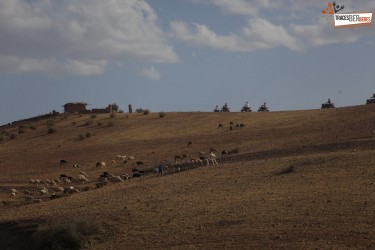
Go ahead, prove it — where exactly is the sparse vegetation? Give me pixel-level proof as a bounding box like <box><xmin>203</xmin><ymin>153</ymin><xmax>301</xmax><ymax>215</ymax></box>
<box><xmin>30</xmin><ymin>125</ymin><xmax>37</xmax><ymax>130</ymax></box>
<box><xmin>33</xmin><ymin>219</ymin><xmax>100</xmax><ymax>250</ymax></box>
<box><xmin>72</xmin><ymin>121</ymin><xmax>77</xmax><ymax>126</ymax></box>
<box><xmin>86</xmin><ymin>133</ymin><xmax>91</xmax><ymax>138</ymax></box>
<box><xmin>158</xmin><ymin>111</ymin><xmax>166</xmax><ymax>118</ymax></box>
<box><xmin>109</xmin><ymin>113</ymin><xmax>116</xmax><ymax>119</ymax></box>
<box><xmin>276</xmin><ymin>165</ymin><xmax>295</xmax><ymax>175</ymax></box>
<box><xmin>91</xmin><ymin>114</ymin><xmax>97</xmax><ymax>119</ymax></box>
<box><xmin>0</xmin><ymin>136</ymin><xmax>4</xmax><ymax>142</ymax></box>
<box><xmin>79</xmin><ymin>134</ymin><xmax>85</xmax><ymax>140</ymax></box>
<box><xmin>107</xmin><ymin>121</ymin><xmax>114</xmax><ymax>127</ymax></box>
<box><xmin>111</xmin><ymin>103</ymin><xmax>119</xmax><ymax>112</ymax></box>
<box><xmin>84</xmin><ymin>120</ymin><xmax>93</xmax><ymax>126</ymax></box>
<box><xmin>143</xmin><ymin>109</ymin><xmax>150</xmax><ymax>115</ymax></box>
<box><xmin>47</xmin><ymin>127</ymin><xmax>57</xmax><ymax>134</ymax></box>
<box><xmin>18</xmin><ymin>129</ymin><xmax>25</xmax><ymax>134</ymax></box>
<box><xmin>97</xmin><ymin>122</ymin><xmax>102</xmax><ymax>127</ymax></box>
<box><xmin>9</xmin><ymin>133</ymin><xmax>17</xmax><ymax>140</ymax></box>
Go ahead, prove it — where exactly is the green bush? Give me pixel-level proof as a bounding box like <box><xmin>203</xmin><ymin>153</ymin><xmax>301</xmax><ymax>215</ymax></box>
<box><xmin>158</xmin><ymin>111</ymin><xmax>166</xmax><ymax>118</ymax></box>
<box><xmin>33</xmin><ymin>219</ymin><xmax>99</xmax><ymax>250</ymax></box>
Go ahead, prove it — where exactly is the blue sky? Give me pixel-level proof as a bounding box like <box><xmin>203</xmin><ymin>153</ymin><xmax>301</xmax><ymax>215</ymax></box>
<box><xmin>0</xmin><ymin>0</ymin><xmax>374</xmax><ymax>125</ymax></box>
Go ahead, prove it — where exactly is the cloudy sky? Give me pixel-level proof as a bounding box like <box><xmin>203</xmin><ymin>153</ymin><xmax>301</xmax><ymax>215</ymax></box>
<box><xmin>0</xmin><ymin>0</ymin><xmax>374</xmax><ymax>125</ymax></box>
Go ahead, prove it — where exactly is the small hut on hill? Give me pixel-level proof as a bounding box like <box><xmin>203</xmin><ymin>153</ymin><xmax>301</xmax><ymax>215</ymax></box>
<box><xmin>63</xmin><ymin>102</ymin><xmax>88</xmax><ymax>113</ymax></box>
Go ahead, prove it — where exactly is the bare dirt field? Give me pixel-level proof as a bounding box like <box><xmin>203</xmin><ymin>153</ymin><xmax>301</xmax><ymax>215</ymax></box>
<box><xmin>1</xmin><ymin>105</ymin><xmax>375</xmax><ymax>249</ymax></box>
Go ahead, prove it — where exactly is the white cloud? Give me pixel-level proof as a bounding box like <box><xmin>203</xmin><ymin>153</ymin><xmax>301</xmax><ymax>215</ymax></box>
<box><xmin>140</xmin><ymin>66</ymin><xmax>161</xmax><ymax>81</ymax></box>
<box><xmin>171</xmin><ymin>19</ymin><xmax>302</xmax><ymax>52</ymax></box>
<box><xmin>193</xmin><ymin>0</ymin><xmax>279</xmax><ymax>17</ymax></box>
<box><xmin>0</xmin><ymin>0</ymin><xmax>179</xmax><ymax>76</ymax></box>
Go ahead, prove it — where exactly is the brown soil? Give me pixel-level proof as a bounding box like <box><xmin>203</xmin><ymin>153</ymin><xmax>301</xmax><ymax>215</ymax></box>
<box><xmin>0</xmin><ymin>105</ymin><xmax>375</xmax><ymax>249</ymax></box>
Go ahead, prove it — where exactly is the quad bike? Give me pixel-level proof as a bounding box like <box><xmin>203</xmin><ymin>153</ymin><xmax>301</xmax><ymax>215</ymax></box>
<box><xmin>241</xmin><ymin>106</ymin><xmax>252</xmax><ymax>112</ymax></box>
<box><xmin>366</xmin><ymin>94</ymin><xmax>375</xmax><ymax>104</ymax></box>
<box><xmin>321</xmin><ymin>99</ymin><xmax>335</xmax><ymax>109</ymax></box>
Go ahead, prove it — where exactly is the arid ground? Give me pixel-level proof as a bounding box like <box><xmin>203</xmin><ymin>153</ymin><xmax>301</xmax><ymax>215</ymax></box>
<box><xmin>1</xmin><ymin>105</ymin><xmax>375</xmax><ymax>249</ymax></box>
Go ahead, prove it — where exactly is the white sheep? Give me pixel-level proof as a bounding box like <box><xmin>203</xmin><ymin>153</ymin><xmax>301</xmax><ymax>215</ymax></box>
<box><xmin>108</xmin><ymin>176</ymin><xmax>124</xmax><ymax>182</ymax></box>
<box><xmin>210</xmin><ymin>152</ymin><xmax>219</xmax><ymax>165</ymax></box>
<box><xmin>77</xmin><ymin>174</ymin><xmax>89</xmax><ymax>183</ymax></box>
<box><xmin>56</xmin><ymin>186</ymin><xmax>65</xmax><ymax>193</ymax></box>
<box><xmin>39</xmin><ymin>187</ymin><xmax>48</xmax><ymax>195</ymax></box>
<box><xmin>79</xmin><ymin>171</ymin><xmax>88</xmax><ymax>178</ymax></box>
<box><xmin>96</xmin><ymin>162</ymin><xmax>106</xmax><ymax>168</ymax></box>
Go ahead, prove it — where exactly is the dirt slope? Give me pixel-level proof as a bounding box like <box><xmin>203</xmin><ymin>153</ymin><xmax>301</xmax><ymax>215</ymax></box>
<box><xmin>0</xmin><ymin>105</ymin><xmax>375</xmax><ymax>249</ymax></box>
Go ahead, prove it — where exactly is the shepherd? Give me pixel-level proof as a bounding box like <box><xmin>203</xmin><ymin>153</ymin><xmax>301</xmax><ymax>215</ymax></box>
<box><xmin>157</xmin><ymin>162</ymin><xmax>165</xmax><ymax>177</ymax></box>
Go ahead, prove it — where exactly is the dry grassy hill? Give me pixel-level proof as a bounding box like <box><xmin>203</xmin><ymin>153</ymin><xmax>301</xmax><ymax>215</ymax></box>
<box><xmin>1</xmin><ymin>105</ymin><xmax>375</xmax><ymax>249</ymax></box>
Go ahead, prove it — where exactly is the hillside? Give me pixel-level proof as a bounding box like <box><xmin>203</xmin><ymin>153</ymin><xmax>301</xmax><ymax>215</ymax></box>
<box><xmin>1</xmin><ymin>105</ymin><xmax>375</xmax><ymax>249</ymax></box>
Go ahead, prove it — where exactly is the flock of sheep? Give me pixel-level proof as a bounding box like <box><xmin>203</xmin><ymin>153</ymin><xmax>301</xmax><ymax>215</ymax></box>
<box><xmin>2</xmin><ymin>121</ymin><xmax>243</xmax><ymax>207</ymax></box>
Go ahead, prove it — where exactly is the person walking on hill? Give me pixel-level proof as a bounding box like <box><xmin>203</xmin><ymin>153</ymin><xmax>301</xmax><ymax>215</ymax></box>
<box><xmin>157</xmin><ymin>162</ymin><xmax>165</xmax><ymax>177</ymax></box>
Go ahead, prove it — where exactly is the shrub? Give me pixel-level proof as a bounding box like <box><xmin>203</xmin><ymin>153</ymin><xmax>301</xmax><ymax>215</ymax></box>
<box><xmin>72</xmin><ymin>121</ymin><xmax>77</xmax><ymax>126</ymax></box>
<box><xmin>33</xmin><ymin>219</ymin><xmax>100</xmax><ymax>250</ymax></box>
<box><xmin>85</xmin><ymin>133</ymin><xmax>91</xmax><ymax>138</ymax></box>
<box><xmin>135</xmin><ymin>108</ymin><xmax>144</xmax><ymax>113</ymax></box>
<box><xmin>143</xmin><ymin>109</ymin><xmax>150</xmax><ymax>115</ymax></box>
<box><xmin>18</xmin><ymin>129</ymin><xmax>25</xmax><ymax>134</ymax></box>
<box><xmin>47</xmin><ymin>127</ymin><xmax>57</xmax><ymax>134</ymax></box>
<box><xmin>107</xmin><ymin>121</ymin><xmax>114</xmax><ymax>127</ymax></box>
<box><xmin>276</xmin><ymin>165</ymin><xmax>295</xmax><ymax>175</ymax></box>
<box><xmin>118</xmin><ymin>109</ymin><xmax>124</xmax><ymax>113</ymax></box>
<box><xmin>158</xmin><ymin>111</ymin><xmax>166</xmax><ymax>118</ymax></box>
<box><xmin>109</xmin><ymin>113</ymin><xmax>116</xmax><ymax>119</ymax></box>
<box><xmin>97</xmin><ymin>122</ymin><xmax>102</xmax><ymax>127</ymax></box>
<box><xmin>90</xmin><ymin>114</ymin><xmax>97</xmax><ymax>119</ymax></box>
<box><xmin>30</xmin><ymin>125</ymin><xmax>37</xmax><ymax>130</ymax></box>
<box><xmin>9</xmin><ymin>133</ymin><xmax>17</xmax><ymax>140</ymax></box>
<box><xmin>84</xmin><ymin>120</ymin><xmax>93</xmax><ymax>126</ymax></box>
<box><xmin>0</xmin><ymin>136</ymin><xmax>4</xmax><ymax>142</ymax></box>
<box><xmin>79</xmin><ymin>134</ymin><xmax>85</xmax><ymax>140</ymax></box>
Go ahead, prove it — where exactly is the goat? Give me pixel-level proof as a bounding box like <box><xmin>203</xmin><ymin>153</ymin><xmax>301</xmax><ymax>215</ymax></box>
<box><xmin>222</xmin><ymin>150</ymin><xmax>229</xmax><ymax>157</ymax></box>
<box><xmin>60</xmin><ymin>159</ymin><xmax>68</xmax><ymax>165</ymax></box>
<box><xmin>174</xmin><ymin>155</ymin><xmax>182</xmax><ymax>163</ymax></box>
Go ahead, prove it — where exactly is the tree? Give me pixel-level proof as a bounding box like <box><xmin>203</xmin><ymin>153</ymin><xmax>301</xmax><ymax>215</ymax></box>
<box><xmin>111</xmin><ymin>103</ymin><xmax>119</xmax><ymax>112</ymax></box>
